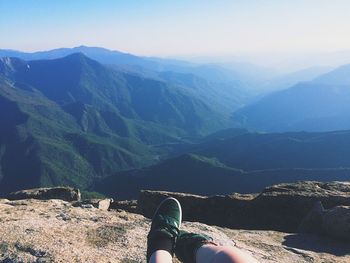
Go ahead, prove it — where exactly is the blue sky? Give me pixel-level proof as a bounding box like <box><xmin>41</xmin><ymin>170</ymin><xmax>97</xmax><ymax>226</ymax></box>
<box><xmin>1</xmin><ymin>0</ymin><xmax>350</xmax><ymax>56</ymax></box>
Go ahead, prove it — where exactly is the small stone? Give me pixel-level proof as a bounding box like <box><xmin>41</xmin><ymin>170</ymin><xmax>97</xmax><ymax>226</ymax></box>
<box><xmin>75</xmin><ymin>199</ymin><xmax>112</xmax><ymax>210</ymax></box>
<box><xmin>56</xmin><ymin>213</ymin><xmax>71</xmax><ymax>221</ymax></box>
<box><xmin>81</xmin><ymin>204</ymin><xmax>94</xmax><ymax>209</ymax></box>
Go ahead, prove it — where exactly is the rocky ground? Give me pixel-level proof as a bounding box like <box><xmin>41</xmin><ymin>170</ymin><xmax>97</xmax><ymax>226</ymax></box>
<box><xmin>0</xmin><ymin>198</ymin><xmax>349</xmax><ymax>263</ymax></box>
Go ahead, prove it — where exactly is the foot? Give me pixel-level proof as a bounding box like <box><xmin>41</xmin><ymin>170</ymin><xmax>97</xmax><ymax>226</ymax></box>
<box><xmin>175</xmin><ymin>230</ymin><xmax>215</xmax><ymax>263</ymax></box>
<box><xmin>147</xmin><ymin>197</ymin><xmax>182</xmax><ymax>261</ymax></box>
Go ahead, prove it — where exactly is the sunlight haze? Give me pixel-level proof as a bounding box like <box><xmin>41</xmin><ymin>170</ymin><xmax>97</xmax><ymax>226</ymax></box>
<box><xmin>1</xmin><ymin>0</ymin><xmax>350</xmax><ymax>57</ymax></box>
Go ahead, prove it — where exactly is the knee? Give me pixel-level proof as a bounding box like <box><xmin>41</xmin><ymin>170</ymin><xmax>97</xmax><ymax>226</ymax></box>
<box><xmin>212</xmin><ymin>246</ymin><xmax>258</xmax><ymax>263</ymax></box>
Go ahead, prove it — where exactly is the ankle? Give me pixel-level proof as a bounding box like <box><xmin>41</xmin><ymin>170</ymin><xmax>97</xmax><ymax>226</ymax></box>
<box><xmin>147</xmin><ymin>234</ymin><xmax>174</xmax><ymax>261</ymax></box>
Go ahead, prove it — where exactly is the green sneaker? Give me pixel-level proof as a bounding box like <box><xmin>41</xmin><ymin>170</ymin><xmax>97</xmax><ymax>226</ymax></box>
<box><xmin>175</xmin><ymin>230</ymin><xmax>215</xmax><ymax>263</ymax></box>
<box><xmin>146</xmin><ymin>197</ymin><xmax>182</xmax><ymax>261</ymax></box>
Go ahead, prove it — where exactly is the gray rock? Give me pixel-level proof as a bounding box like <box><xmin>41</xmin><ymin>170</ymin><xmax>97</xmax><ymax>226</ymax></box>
<box><xmin>254</xmin><ymin>181</ymin><xmax>350</xmax><ymax>231</ymax></box>
<box><xmin>7</xmin><ymin>187</ymin><xmax>81</xmax><ymax>202</ymax></box>
<box><xmin>300</xmin><ymin>202</ymin><xmax>350</xmax><ymax>242</ymax></box>
<box><xmin>323</xmin><ymin>205</ymin><xmax>350</xmax><ymax>242</ymax></box>
<box><xmin>81</xmin><ymin>204</ymin><xmax>94</xmax><ymax>209</ymax></box>
<box><xmin>56</xmin><ymin>213</ymin><xmax>71</xmax><ymax>221</ymax></box>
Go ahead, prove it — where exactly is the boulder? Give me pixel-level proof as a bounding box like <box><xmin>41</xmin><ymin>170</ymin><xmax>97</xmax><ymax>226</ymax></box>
<box><xmin>323</xmin><ymin>205</ymin><xmax>350</xmax><ymax>242</ymax></box>
<box><xmin>73</xmin><ymin>199</ymin><xmax>112</xmax><ymax>210</ymax></box>
<box><xmin>138</xmin><ymin>181</ymin><xmax>350</xmax><ymax>232</ymax></box>
<box><xmin>253</xmin><ymin>181</ymin><xmax>350</xmax><ymax>231</ymax></box>
<box><xmin>298</xmin><ymin>201</ymin><xmax>325</xmax><ymax>234</ymax></box>
<box><xmin>300</xmin><ymin>202</ymin><xmax>350</xmax><ymax>242</ymax></box>
<box><xmin>7</xmin><ymin>187</ymin><xmax>81</xmax><ymax>202</ymax></box>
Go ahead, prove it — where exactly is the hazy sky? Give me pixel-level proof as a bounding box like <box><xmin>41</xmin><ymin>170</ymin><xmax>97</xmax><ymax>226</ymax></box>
<box><xmin>1</xmin><ymin>0</ymin><xmax>350</xmax><ymax>57</ymax></box>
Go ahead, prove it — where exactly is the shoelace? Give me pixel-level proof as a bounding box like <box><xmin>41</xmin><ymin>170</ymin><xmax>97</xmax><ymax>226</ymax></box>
<box><xmin>154</xmin><ymin>214</ymin><xmax>180</xmax><ymax>239</ymax></box>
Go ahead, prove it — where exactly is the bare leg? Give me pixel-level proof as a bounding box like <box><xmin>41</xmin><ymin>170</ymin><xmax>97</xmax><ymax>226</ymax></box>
<box><xmin>196</xmin><ymin>244</ymin><xmax>259</xmax><ymax>263</ymax></box>
<box><xmin>149</xmin><ymin>250</ymin><xmax>173</xmax><ymax>263</ymax></box>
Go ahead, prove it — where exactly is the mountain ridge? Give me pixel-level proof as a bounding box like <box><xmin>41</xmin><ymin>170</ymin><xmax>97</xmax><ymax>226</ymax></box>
<box><xmin>96</xmin><ymin>128</ymin><xmax>350</xmax><ymax>199</ymax></box>
<box><xmin>233</xmin><ymin>63</ymin><xmax>350</xmax><ymax>132</ymax></box>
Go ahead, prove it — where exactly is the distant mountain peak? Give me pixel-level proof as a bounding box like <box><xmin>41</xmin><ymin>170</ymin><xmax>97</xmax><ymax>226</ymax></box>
<box><xmin>62</xmin><ymin>52</ymin><xmax>88</xmax><ymax>60</ymax></box>
<box><xmin>0</xmin><ymin>56</ymin><xmax>29</xmax><ymax>75</ymax></box>
<box><xmin>76</xmin><ymin>45</ymin><xmax>89</xmax><ymax>49</ymax></box>
<box><xmin>70</xmin><ymin>45</ymin><xmax>124</xmax><ymax>55</ymax></box>
<box><xmin>55</xmin><ymin>52</ymin><xmax>101</xmax><ymax>68</ymax></box>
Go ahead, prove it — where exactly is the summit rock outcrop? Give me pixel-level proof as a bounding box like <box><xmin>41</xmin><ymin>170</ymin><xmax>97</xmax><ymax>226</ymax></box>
<box><xmin>1</xmin><ymin>181</ymin><xmax>349</xmax><ymax>262</ymax></box>
<box><xmin>1</xmin><ymin>198</ymin><xmax>349</xmax><ymax>263</ymax></box>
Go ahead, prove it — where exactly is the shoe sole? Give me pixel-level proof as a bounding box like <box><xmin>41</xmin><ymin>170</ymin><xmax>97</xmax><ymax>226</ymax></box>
<box><xmin>152</xmin><ymin>197</ymin><xmax>182</xmax><ymax>228</ymax></box>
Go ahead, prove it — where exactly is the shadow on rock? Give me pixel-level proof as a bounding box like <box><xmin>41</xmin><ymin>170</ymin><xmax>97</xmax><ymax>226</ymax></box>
<box><xmin>282</xmin><ymin>233</ymin><xmax>350</xmax><ymax>256</ymax></box>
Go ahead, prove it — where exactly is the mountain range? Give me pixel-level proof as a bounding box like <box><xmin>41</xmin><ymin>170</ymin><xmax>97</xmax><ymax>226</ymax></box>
<box><xmin>0</xmin><ymin>46</ymin><xmax>253</xmax><ymax>92</ymax></box>
<box><xmin>0</xmin><ymin>46</ymin><xmax>330</xmax><ymax>95</ymax></box>
<box><xmin>1</xmin><ymin>46</ymin><xmax>350</xmax><ymax>198</ymax></box>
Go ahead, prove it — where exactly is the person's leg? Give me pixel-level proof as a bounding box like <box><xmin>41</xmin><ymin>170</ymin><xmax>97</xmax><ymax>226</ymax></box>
<box><xmin>146</xmin><ymin>197</ymin><xmax>182</xmax><ymax>263</ymax></box>
<box><xmin>196</xmin><ymin>244</ymin><xmax>259</xmax><ymax>263</ymax></box>
<box><xmin>175</xmin><ymin>231</ymin><xmax>258</xmax><ymax>263</ymax></box>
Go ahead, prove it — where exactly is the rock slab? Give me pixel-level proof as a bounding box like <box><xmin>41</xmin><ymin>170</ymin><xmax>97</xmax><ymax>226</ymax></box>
<box><xmin>138</xmin><ymin>181</ymin><xmax>350</xmax><ymax>232</ymax></box>
<box><xmin>1</xmin><ymin>198</ymin><xmax>349</xmax><ymax>263</ymax></box>
<box><xmin>7</xmin><ymin>186</ymin><xmax>81</xmax><ymax>202</ymax></box>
